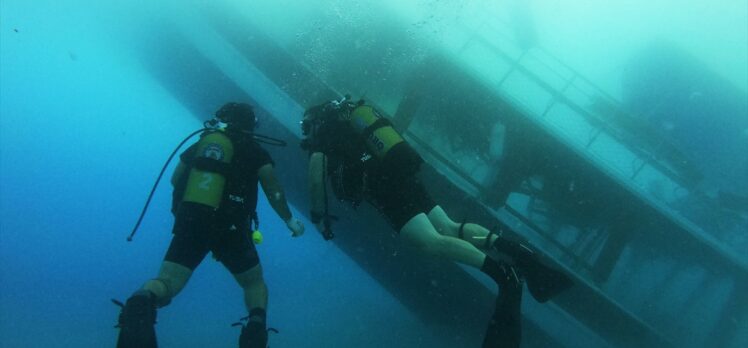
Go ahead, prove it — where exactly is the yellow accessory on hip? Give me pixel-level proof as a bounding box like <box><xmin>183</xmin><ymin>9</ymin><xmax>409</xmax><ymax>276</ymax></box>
<box><xmin>252</xmin><ymin>230</ymin><xmax>263</xmax><ymax>244</ymax></box>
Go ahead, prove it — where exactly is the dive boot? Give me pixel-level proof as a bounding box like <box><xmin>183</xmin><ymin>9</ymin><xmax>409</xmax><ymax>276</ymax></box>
<box><xmin>483</xmin><ymin>263</ymin><xmax>523</xmax><ymax>348</ymax></box>
<box><xmin>239</xmin><ymin>320</ymin><xmax>268</xmax><ymax>348</ymax></box>
<box><xmin>492</xmin><ymin>236</ymin><xmax>573</xmax><ymax>303</ymax></box>
<box><xmin>115</xmin><ymin>290</ymin><xmax>158</xmax><ymax>348</ymax></box>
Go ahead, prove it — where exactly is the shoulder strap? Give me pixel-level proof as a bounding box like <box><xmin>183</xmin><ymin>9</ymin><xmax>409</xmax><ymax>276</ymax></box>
<box><xmin>189</xmin><ymin>156</ymin><xmax>233</xmax><ymax>176</ymax></box>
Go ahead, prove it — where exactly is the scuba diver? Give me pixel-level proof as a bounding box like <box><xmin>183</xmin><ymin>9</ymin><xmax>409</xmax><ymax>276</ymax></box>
<box><xmin>115</xmin><ymin>102</ymin><xmax>305</xmax><ymax>348</ymax></box>
<box><xmin>301</xmin><ymin>96</ymin><xmax>572</xmax><ymax>348</ymax></box>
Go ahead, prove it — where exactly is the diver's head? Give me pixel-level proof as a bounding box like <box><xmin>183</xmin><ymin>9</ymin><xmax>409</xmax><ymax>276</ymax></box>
<box><xmin>215</xmin><ymin>102</ymin><xmax>258</xmax><ymax>132</ymax></box>
<box><xmin>301</xmin><ymin>95</ymin><xmax>362</xmax><ymax>136</ymax></box>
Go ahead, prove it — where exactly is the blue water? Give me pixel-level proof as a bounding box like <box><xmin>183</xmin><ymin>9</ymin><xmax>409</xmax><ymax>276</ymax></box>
<box><xmin>0</xmin><ymin>2</ymin><xmax>443</xmax><ymax>347</ymax></box>
<box><xmin>2</xmin><ymin>1</ymin><xmax>747</xmax><ymax>347</ymax></box>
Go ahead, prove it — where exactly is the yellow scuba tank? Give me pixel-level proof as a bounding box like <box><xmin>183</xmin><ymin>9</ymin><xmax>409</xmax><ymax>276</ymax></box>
<box><xmin>182</xmin><ymin>131</ymin><xmax>234</xmax><ymax>209</ymax></box>
<box><xmin>349</xmin><ymin>105</ymin><xmax>404</xmax><ymax>158</ymax></box>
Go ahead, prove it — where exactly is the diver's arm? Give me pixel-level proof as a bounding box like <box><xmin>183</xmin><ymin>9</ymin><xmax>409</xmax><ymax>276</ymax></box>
<box><xmin>258</xmin><ymin>163</ymin><xmax>304</xmax><ymax>236</ymax></box>
<box><xmin>258</xmin><ymin>163</ymin><xmax>293</xmax><ymax>222</ymax></box>
<box><xmin>308</xmin><ymin>152</ymin><xmax>327</xmax><ymax>219</ymax></box>
<box><xmin>170</xmin><ymin>161</ymin><xmax>187</xmax><ymax>187</ymax></box>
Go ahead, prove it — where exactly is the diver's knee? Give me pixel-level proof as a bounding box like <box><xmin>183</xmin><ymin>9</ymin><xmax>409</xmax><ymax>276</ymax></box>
<box><xmin>426</xmin><ymin>205</ymin><xmax>444</xmax><ymax>223</ymax></box>
<box><xmin>426</xmin><ymin>206</ymin><xmax>458</xmax><ymax>235</ymax></box>
<box><xmin>147</xmin><ymin>261</ymin><xmax>192</xmax><ymax>306</ymax></box>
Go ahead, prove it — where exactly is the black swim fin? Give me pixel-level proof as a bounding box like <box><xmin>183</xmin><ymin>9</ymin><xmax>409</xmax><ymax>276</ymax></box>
<box><xmin>237</xmin><ymin>320</ymin><xmax>268</xmax><ymax>348</ymax></box>
<box><xmin>492</xmin><ymin>237</ymin><xmax>573</xmax><ymax>303</ymax></box>
<box><xmin>115</xmin><ymin>290</ymin><xmax>158</xmax><ymax>348</ymax></box>
<box><xmin>483</xmin><ymin>264</ymin><xmax>523</xmax><ymax>348</ymax></box>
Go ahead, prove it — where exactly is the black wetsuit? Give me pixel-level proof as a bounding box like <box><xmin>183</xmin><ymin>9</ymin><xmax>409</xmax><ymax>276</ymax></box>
<box><xmin>308</xmin><ymin>118</ymin><xmax>435</xmax><ymax>231</ymax></box>
<box><xmin>167</xmin><ymin>132</ymin><xmax>273</xmax><ymax>274</ymax></box>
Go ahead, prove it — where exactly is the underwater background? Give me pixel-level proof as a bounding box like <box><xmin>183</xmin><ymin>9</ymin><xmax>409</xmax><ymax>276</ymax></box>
<box><xmin>1</xmin><ymin>1</ymin><xmax>746</xmax><ymax>347</ymax></box>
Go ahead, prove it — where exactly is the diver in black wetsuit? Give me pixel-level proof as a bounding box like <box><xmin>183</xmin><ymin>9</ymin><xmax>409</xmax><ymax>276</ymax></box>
<box><xmin>115</xmin><ymin>102</ymin><xmax>305</xmax><ymax>348</ymax></box>
<box><xmin>301</xmin><ymin>97</ymin><xmax>573</xmax><ymax>347</ymax></box>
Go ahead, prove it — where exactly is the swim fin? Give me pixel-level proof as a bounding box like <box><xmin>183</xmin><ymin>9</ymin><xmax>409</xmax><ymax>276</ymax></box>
<box><xmin>483</xmin><ymin>264</ymin><xmax>523</xmax><ymax>348</ymax></box>
<box><xmin>115</xmin><ymin>290</ymin><xmax>158</xmax><ymax>348</ymax></box>
<box><xmin>492</xmin><ymin>237</ymin><xmax>573</xmax><ymax>303</ymax></box>
<box><xmin>238</xmin><ymin>320</ymin><xmax>268</xmax><ymax>348</ymax></box>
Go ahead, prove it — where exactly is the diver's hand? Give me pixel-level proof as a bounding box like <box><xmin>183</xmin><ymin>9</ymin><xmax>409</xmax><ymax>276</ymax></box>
<box><xmin>317</xmin><ymin>218</ymin><xmax>335</xmax><ymax>241</ymax></box>
<box><xmin>285</xmin><ymin>217</ymin><xmax>305</xmax><ymax>237</ymax></box>
<box><xmin>314</xmin><ymin>222</ymin><xmax>325</xmax><ymax>234</ymax></box>
<box><xmin>310</xmin><ymin>211</ymin><xmax>335</xmax><ymax>240</ymax></box>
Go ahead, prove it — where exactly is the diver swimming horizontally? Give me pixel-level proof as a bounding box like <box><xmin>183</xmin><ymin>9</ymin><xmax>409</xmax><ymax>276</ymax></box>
<box><xmin>301</xmin><ymin>96</ymin><xmax>573</xmax><ymax>348</ymax></box>
<box><xmin>115</xmin><ymin>102</ymin><xmax>305</xmax><ymax>348</ymax></box>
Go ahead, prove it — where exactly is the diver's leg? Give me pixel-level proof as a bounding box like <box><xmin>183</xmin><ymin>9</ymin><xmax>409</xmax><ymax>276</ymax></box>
<box><xmin>116</xmin><ymin>261</ymin><xmax>193</xmax><ymax>348</ymax></box>
<box><xmin>399</xmin><ymin>212</ymin><xmax>486</xmax><ymax>268</ymax></box>
<box><xmin>233</xmin><ymin>265</ymin><xmax>268</xmax><ymax>348</ymax></box>
<box><xmin>426</xmin><ymin>205</ymin><xmax>496</xmax><ymax>249</ymax></box>
<box><xmin>400</xmin><ymin>212</ymin><xmax>524</xmax><ymax>348</ymax></box>
<box><xmin>142</xmin><ymin>261</ymin><xmax>193</xmax><ymax>306</ymax></box>
<box><xmin>234</xmin><ymin>264</ymin><xmax>268</xmax><ymax>316</ymax></box>
<box><xmin>218</xmin><ymin>222</ymin><xmax>267</xmax><ymax>348</ymax></box>
<box><xmin>116</xmin><ymin>205</ymin><xmax>209</xmax><ymax>348</ymax></box>
<box><xmin>429</xmin><ymin>205</ymin><xmax>572</xmax><ymax>302</ymax></box>
<box><xmin>401</xmin><ymin>211</ymin><xmax>519</xmax><ymax>284</ymax></box>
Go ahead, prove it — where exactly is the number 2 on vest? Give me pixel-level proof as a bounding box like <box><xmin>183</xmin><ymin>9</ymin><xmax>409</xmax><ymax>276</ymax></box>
<box><xmin>198</xmin><ymin>173</ymin><xmax>213</xmax><ymax>190</ymax></box>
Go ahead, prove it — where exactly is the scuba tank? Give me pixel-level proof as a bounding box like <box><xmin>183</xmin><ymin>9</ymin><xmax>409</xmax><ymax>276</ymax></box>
<box><xmin>348</xmin><ymin>105</ymin><xmax>404</xmax><ymax>159</ymax></box>
<box><xmin>301</xmin><ymin>97</ymin><xmax>405</xmax><ymax>161</ymax></box>
<box><xmin>181</xmin><ymin>130</ymin><xmax>234</xmax><ymax>209</ymax></box>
